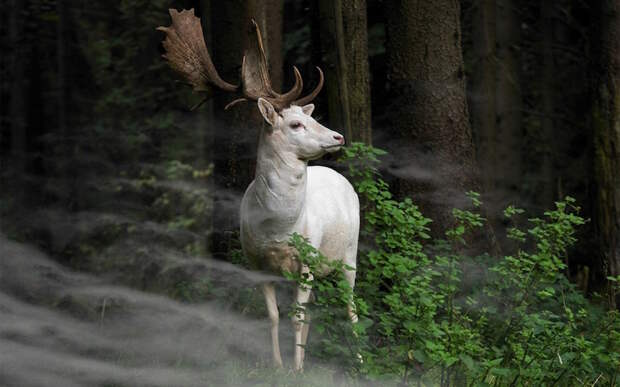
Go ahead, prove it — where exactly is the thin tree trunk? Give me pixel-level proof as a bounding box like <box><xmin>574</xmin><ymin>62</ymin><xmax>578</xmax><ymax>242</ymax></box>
<box><xmin>9</xmin><ymin>0</ymin><xmax>26</xmax><ymax>179</ymax></box>
<box><xmin>200</xmin><ymin>0</ymin><xmax>214</xmax><ymax>254</ymax></box>
<box><xmin>57</xmin><ymin>0</ymin><xmax>74</xmax><ymax>208</ymax></box>
<box><xmin>209</xmin><ymin>0</ymin><xmax>284</xmax><ymax>258</ymax></box>
<box><xmin>200</xmin><ymin>0</ymin><xmax>213</xmax><ymax>164</ymax></box>
<box><xmin>591</xmin><ymin>0</ymin><xmax>619</xmax><ymax>309</ymax></box>
<box><xmin>57</xmin><ymin>0</ymin><xmax>67</xmax><ymax>143</ymax></box>
<box><xmin>385</xmin><ymin>0</ymin><xmax>478</xmax><ymax>234</ymax></box>
<box><xmin>541</xmin><ymin>0</ymin><xmax>555</xmax><ymax>206</ymax></box>
<box><xmin>471</xmin><ymin>0</ymin><xmax>497</xmax><ymax>201</ymax></box>
<box><xmin>317</xmin><ymin>0</ymin><xmax>372</xmax><ymax>144</ymax></box>
<box><xmin>495</xmin><ymin>0</ymin><xmax>522</xmax><ymax>206</ymax></box>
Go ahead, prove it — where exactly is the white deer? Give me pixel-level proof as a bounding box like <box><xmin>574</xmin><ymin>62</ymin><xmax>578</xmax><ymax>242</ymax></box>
<box><xmin>159</xmin><ymin>9</ymin><xmax>359</xmax><ymax>371</ymax></box>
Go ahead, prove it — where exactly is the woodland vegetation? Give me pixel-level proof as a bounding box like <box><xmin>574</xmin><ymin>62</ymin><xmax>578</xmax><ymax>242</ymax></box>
<box><xmin>0</xmin><ymin>0</ymin><xmax>619</xmax><ymax>386</ymax></box>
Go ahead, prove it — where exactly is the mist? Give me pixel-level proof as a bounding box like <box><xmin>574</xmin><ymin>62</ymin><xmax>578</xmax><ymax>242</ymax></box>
<box><xmin>1</xmin><ymin>231</ymin><xmax>285</xmax><ymax>387</ymax></box>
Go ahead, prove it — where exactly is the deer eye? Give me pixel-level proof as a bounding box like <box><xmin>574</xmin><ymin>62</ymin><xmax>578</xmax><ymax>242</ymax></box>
<box><xmin>289</xmin><ymin>121</ymin><xmax>304</xmax><ymax>130</ymax></box>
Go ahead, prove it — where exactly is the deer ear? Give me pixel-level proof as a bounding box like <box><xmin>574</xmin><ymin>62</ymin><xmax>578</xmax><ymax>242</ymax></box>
<box><xmin>301</xmin><ymin>104</ymin><xmax>315</xmax><ymax>116</ymax></box>
<box><xmin>257</xmin><ymin>98</ymin><xmax>277</xmax><ymax>126</ymax></box>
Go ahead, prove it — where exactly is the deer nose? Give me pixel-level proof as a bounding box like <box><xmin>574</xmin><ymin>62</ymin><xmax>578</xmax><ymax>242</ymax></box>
<box><xmin>333</xmin><ymin>134</ymin><xmax>344</xmax><ymax>144</ymax></box>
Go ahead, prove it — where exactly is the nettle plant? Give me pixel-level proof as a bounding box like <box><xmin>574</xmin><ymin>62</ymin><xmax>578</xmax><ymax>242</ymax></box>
<box><xmin>288</xmin><ymin>143</ymin><xmax>619</xmax><ymax>386</ymax></box>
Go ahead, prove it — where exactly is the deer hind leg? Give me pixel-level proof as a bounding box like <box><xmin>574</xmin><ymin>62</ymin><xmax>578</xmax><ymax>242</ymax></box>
<box><xmin>293</xmin><ymin>266</ymin><xmax>313</xmax><ymax>372</ymax></box>
<box><xmin>262</xmin><ymin>282</ymin><xmax>283</xmax><ymax>368</ymax></box>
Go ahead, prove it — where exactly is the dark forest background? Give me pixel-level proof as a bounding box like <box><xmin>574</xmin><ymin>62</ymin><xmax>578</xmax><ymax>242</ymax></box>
<box><xmin>0</xmin><ymin>0</ymin><xmax>618</xmax><ymax>386</ymax></box>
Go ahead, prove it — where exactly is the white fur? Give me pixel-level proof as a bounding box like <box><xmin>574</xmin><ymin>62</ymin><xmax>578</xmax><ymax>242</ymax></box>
<box><xmin>240</xmin><ymin>100</ymin><xmax>360</xmax><ymax>371</ymax></box>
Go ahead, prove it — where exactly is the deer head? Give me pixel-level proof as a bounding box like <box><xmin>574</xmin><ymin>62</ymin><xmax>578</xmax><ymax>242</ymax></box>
<box><xmin>157</xmin><ymin>8</ymin><xmax>324</xmax><ymax>111</ymax></box>
<box><xmin>257</xmin><ymin>99</ymin><xmax>344</xmax><ymax>161</ymax></box>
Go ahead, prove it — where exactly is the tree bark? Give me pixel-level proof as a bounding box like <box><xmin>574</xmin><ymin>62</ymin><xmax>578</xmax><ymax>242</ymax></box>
<box><xmin>590</xmin><ymin>0</ymin><xmax>619</xmax><ymax>308</ymax></box>
<box><xmin>385</xmin><ymin>0</ymin><xmax>478</xmax><ymax>233</ymax></box>
<box><xmin>209</xmin><ymin>0</ymin><xmax>284</xmax><ymax>258</ymax></box>
<box><xmin>317</xmin><ymin>0</ymin><xmax>372</xmax><ymax>144</ymax></box>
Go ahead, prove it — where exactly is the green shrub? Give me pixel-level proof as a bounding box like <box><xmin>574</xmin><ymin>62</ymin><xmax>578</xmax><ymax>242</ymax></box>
<box><xmin>286</xmin><ymin>143</ymin><xmax>620</xmax><ymax>386</ymax></box>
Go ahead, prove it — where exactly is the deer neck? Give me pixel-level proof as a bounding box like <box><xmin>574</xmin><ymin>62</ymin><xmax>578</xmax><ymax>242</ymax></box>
<box><xmin>253</xmin><ymin>128</ymin><xmax>307</xmax><ymax>228</ymax></box>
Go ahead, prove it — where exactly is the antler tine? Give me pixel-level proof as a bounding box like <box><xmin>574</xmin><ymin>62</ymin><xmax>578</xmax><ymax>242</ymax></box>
<box><xmin>224</xmin><ymin>53</ymin><xmax>302</xmax><ymax>111</ymax></box>
<box><xmin>293</xmin><ymin>66</ymin><xmax>324</xmax><ymax>106</ymax></box>
<box><xmin>240</xmin><ymin>20</ymin><xmax>307</xmax><ymax>111</ymax></box>
<box><xmin>276</xmin><ymin>66</ymin><xmax>303</xmax><ymax>101</ymax></box>
<box><xmin>241</xmin><ymin>20</ymin><xmax>271</xmax><ymax>98</ymax></box>
<box><xmin>157</xmin><ymin>9</ymin><xmax>237</xmax><ymax>94</ymax></box>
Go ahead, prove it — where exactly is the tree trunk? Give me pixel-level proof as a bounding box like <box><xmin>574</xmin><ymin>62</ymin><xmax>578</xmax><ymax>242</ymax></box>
<box><xmin>57</xmin><ymin>0</ymin><xmax>75</xmax><ymax>208</ymax></box>
<box><xmin>250</xmin><ymin>1</ymin><xmax>284</xmax><ymax>93</ymax></box>
<box><xmin>541</xmin><ymin>0</ymin><xmax>555</xmax><ymax>206</ymax></box>
<box><xmin>385</xmin><ymin>0</ymin><xmax>478</xmax><ymax>233</ymax></box>
<box><xmin>57</xmin><ymin>0</ymin><xmax>67</xmax><ymax>144</ymax></box>
<box><xmin>495</xmin><ymin>0</ymin><xmax>522</xmax><ymax>206</ymax></box>
<box><xmin>199</xmin><ymin>0</ymin><xmax>215</xmax><ymax>254</ymax></box>
<box><xmin>200</xmin><ymin>0</ymin><xmax>213</xmax><ymax>164</ymax></box>
<box><xmin>317</xmin><ymin>0</ymin><xmax>372</xmax><ymax>144</ymax></box>
<box><xmin>470</xmin><ymin>0</ymin><xmax>497</xmax><ymax>204</ymax></box>
<box><xmin>591</xmin><ymin>0</ymin><xmax>619</xmax><ymax>308</ymax></box>
<box><xmin>209</xmin><ymin>0</ymin><xmax>284</xmax><ymax>258</ymax></box>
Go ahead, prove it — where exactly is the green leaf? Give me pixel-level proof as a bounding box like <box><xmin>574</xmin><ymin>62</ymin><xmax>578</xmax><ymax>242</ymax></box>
<box><xmin>490</xmin><ymin>368</ymin><xmax>511</xmax><ymax>377</ymax></box>
<box><xmin>412</xmin><ymin>349</ymin><xmax>427</xmax><ymax>363</ymax></box>
<box><xmin>486</xmin><ymin>358</ymin><xmax>503</xmax><ymax>367</ymax></box>
<box><xmin>460</xmin><ymin>354</ymin><xmax>476</xmax><ymax>371</ymax></box>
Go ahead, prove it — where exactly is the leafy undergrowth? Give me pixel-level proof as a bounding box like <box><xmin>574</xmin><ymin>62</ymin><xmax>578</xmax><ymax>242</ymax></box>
<box><xmin>283</xmin><ymin>143</ymin><xmax>620</xmax><ymax>387</ymax></box>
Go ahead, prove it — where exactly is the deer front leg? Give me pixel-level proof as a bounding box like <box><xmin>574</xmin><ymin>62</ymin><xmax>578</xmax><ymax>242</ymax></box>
<box><xmin>301</xmin><ymin>309</ymin><xmax>311</xmax><ymax>348</ymax></box>
<box><xmin>293</xmin><ymin>266</ymin><xmax>313</xmax><ymax>372</ymax></box>
<box><xmin>344</xmin><ymin>268</ymin><xmax>363</xmax><ymax>364</ymax></box>
<box><xmin>343</xmin><ymin>269</ymin><xmax>358</xmax><ymax>324</ymax></box>
<box><xmin>262</xmin><ymin>282</ymin><xmax>283</xmax><ymax>368</ymax></box>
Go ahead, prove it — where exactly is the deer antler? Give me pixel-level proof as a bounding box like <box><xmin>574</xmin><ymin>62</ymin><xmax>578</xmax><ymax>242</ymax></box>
<box><xmin>157</xmin><ymin>9</ymin><xmax>323</xmax><ymax>111</ymax></box>
<box><xmin>293</xmin><ymin>66</ymin><xmax>324</xmax><ymax>106</ymax></box>
<box><xmin>157</xmin><ymin>9</ymin><xmax>237</xmax><ymax>94</ymax></box>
